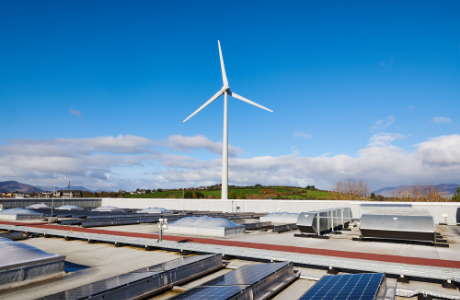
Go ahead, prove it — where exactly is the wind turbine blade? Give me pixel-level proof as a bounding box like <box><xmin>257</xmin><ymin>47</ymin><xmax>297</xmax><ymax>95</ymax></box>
<box><xmin>230</xmin><ymin>92</ymin><xmax>273</xmax><ymax>113</ymax></box>
<box><xmin>218</xmin><ymin>41</ymin><xmax>228</xmax><ymax>86</ymax></box>
<box><xmin>183</xmin><ymin>90</ymin><xmax>224</xmax><ymax>122</ymax></box>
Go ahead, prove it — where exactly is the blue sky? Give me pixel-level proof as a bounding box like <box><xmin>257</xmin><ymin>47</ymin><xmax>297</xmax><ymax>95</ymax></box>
<box><xmin>1</xmin><ymin>1</ymin><xmax>459</xmax><ymax>191</ymax></box>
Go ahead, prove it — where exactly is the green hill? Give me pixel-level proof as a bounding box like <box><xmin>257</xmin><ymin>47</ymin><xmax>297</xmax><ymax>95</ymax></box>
<box><xmin>123</xmin><ymin>186</ymin><xmax>332</xmax><ymax>200</ymax></box>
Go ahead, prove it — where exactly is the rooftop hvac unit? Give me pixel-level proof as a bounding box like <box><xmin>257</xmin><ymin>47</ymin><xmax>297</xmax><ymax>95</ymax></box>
<box><xmin>360</xmin><ymin>208</ymin><xmax>436</xmax><ymax>243</ymax></box>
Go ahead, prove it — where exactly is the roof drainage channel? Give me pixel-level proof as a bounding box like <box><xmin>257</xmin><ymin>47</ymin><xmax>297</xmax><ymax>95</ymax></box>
<box><xmin>3</xmin><ymin>224</ymin><xmax>460</xmax><ymax>285</ymax></box>
<box><xmin>38</xmin><ymin>254</ymin><xmax>223</xmax><ymax>300</ymax></box>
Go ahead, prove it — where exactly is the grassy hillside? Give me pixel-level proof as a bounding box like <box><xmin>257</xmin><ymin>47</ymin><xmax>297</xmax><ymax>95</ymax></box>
<box><xmin>123</xmin><ymin>186</ymin><xmax>332</xmax><ymax>200</ymax></box>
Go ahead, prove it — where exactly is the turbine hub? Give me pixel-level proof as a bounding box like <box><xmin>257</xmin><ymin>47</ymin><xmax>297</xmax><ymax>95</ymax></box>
<box><xmin>222</xmin><ymin>85</ymin><xmax>230</xmax><ymax>92</ymax></box>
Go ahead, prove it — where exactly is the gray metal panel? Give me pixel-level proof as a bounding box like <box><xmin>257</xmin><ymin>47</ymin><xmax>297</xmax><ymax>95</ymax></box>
<box><xmin>170</xmin><ymin>286</ymin><xmax>250</xmax><ymax>300</ymax></box>
<box><xmin>0</xmin><ymin>237</ymin><xmax>65</xmax><ymax>270</ymax></box>
<box><xmin>204</xmin><ymin>262</ymin><xmax>289</xmax><ymax>286</ymax></box>
<box><xmin>131</xmin><ymin>254</ymin><xmax>220</xmax><ymax>273</ymax></box>
<box><xmin>250</xmin><ymin>262</ymin><xmax>294</xmax><ymax>299</ymax></box>
<box><xmin>38</xmin><ymin>254</ymin><xmax>223</xmax><ymax>300</ymax></box>
<box><xmin>38</xmin><ymin>272</ymin><xmax>158</xmax><ymax>300</ymax></box>
<box><xmin>175</xmin><ymin>262</ymin><xmax>294</xmax><ymax>300</ymax></box>
<box><xmin>360</xmin><ymin>208</ymin><xmax>435</xmax><ymax>243</ymax></box>
<box><xmin>0</xmin><ymin>231</ymin><xmax>25</xmax><ymax>240</ymax></box>
<box><xmin>0</xmin><ymin>259</ymin><xmax>65</xmax><ymax>287</ymax></box>
<box><xmin>360</xmin><ymin>204</ymin><xmax>412</xmax><ymax>217</ymax></box>
<box><xmin>0</xmin><ymin>199</ymin><xmax>102</xmax><ymax>209</ymax></box>
<box><xmin>297</xmin><ymin>208</ymin><xmax>352</xmax><ymax>234</ymax></box>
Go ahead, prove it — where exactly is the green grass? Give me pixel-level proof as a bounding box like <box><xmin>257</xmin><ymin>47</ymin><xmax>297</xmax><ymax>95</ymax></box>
<box><xmin>123</xmin><ymin>186</ymin><xmax>332</xmax><ymax>200</ymax></box>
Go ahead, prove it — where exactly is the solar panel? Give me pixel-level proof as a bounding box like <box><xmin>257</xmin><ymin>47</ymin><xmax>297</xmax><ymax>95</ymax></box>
<box><xmin>203</xmin><ymin>262</ymin><xmax>289</xmax><ymax>286</ymax></box>
<box><xmin>299</xmin><ymin>273</ymin><xmax>385</xmax><ymax>300</ymax></box>
<box><xmin>131</xmin><ymin>254</ymin><xmax>215</xmax><ymax>273</ymax></box>
<box><xmin>38</xmin><ymin>272</ymin><xmax>156</xmax><ymax>300</ymax></box>
<box><xmin>170</xmin><ymin>286</ymin><xmax>248</xmax><ymax>300</ymax></box>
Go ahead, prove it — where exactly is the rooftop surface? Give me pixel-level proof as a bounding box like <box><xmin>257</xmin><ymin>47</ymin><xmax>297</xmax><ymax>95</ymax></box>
<box><xmin>2</xmin><ymin>219</ymin><xmax>460</xmax><ymax>299</ymax></box>
<box><xmin>1</xmin><ymin>236</ymin><xmax>458</xmax><ymax>300</ymax></box>
<box><xmin>87</xmin><ymin>222</ymin><xmax>460</xmax><ymax>262</ymax></box>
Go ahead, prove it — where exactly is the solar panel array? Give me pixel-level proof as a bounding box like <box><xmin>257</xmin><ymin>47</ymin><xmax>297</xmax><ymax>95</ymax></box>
<box><xmin>170</xmin><ymin>262</ymin><xmax>291</xmax><ymax>300</ymax></box>
<box><xmin>170</xmin><ymin>286</ymin><xmax>247</xmax><ymax>300</ymax></box>
<box><xmin>204</xmin><ymin>262</ymin><xmax>289</xmax><ymax>286</ymax></box>
<box><xmin>299</xmin><ymin>273</ymin><xmax>385</xmax><ymax>300</ymax></box>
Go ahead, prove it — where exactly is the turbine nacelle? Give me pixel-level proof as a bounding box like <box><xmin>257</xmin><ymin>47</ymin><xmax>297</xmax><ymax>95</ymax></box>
<box><xmin>183</xmin><ymin>41</ymin><xmax>273</xmax><ymax>123</ymax></box>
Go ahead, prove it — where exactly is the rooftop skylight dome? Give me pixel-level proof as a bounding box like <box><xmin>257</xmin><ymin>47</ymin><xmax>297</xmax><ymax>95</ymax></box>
<box><xmin>0</xmin><ymin>237</ymin><xmax>65</xmax><ymax>288</ymax></box>
<box><xmin>137</xmin><ymin>206</ymin><xmax>170</xmax><ymax>214</ymax></box>
<box><xmin>92</xmin><ymin>206</ymin><xmax>122</xmax><ymax>212</ymax></box>
<box><xmin>55</xmin><ymin>205</ymin><xmax>84</xmax><ymax>211</ymax></box>
<box><xmin>0</xmin><ymin>208</ymin><xmax>44</xmax><ymax>220</ymax></box>
<box><xmin>172</xmin><ymin>216</ymin><xmax>241</xmax><ymax>228</ymax></box>
<box><xmin>168</xmin><ymin>216</ymin><xmax>244</xmax><ymax>238</ymax></box>
<box><xmin>26</xmin><ymin>203</ymin><xmax>50</xmax><ymax>209</ymax></box>
<box><xmin>0</xmin><ymin>208</ymin><xmax>42</xmax><ymax>215</ymax></box>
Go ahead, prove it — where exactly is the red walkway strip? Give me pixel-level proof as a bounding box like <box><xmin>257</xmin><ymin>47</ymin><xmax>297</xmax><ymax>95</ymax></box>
<box><xmin>2</xmin><ymin>221</ymin><xmax>459</xmax><ymax>269</ymax></box>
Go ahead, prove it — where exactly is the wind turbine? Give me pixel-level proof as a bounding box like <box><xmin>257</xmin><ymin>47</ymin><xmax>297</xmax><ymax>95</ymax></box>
<box><xmin>183</xmin><ymin>41</ymin><xmax>273</xmax><ymax>200</ymax></box>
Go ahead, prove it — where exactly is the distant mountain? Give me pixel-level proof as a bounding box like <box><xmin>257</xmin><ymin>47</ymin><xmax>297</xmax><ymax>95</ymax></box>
<box><xmin>37</xmin><ymin>185</ymin><xmax>95</xmax><ymax>192</ymax></box>
<box><xmin>0</xmin><ymin>181</ymin><xmax>44</xmax><ymax>193</ymax></box>
<box><xmin>374</xmin><ymin>183</ymin><xmax>460</xmax><ymax>197</ymax></box>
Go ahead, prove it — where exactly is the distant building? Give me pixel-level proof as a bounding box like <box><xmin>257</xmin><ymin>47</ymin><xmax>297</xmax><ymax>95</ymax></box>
<box><xmin>13</xmin><ymin>192</ymin><xmax>24</xmax><ymax>198</ymax></box>
<box><xmin>56</xmin><ymin>190</ymin><xmax>83</xmax><ymax>198</ymax></box>
<box><xmin>40</xmin><ymin>192</ymin><xmax>53</xmax><ymax>198</ymax></box>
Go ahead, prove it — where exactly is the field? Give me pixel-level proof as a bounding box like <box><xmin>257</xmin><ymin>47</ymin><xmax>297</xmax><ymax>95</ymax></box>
<box><xmin>123</xmin><ymin>186</ymin><xmax>332</xmax><ymax>200</ymax></box>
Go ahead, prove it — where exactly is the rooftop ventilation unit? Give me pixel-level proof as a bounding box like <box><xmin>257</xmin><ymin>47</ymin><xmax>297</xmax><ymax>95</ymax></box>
<box><xmin>360</xmin><ymin>208</ymin><xmax>436</xmax><ymax>243</ymax></box>
<box><xmin>359</xmin><ymin>203</ymin><xmax>412</xmax><ymax>218</ymax></box>
<box><xmin>296</xmin><ymin>207</ymin><xmax>352</xmax><ymax>235</ymax></box>
<box><xmin>259</xmin><ymin>212</ymin><xmax>299</xmax><ymax>224</ymax></box>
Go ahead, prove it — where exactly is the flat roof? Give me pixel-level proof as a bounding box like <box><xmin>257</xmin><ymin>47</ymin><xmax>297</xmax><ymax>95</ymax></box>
<box><xmin>0</xmin><ymin>237</ymin><xmax>459</xmax><ymax>300</ymax></box>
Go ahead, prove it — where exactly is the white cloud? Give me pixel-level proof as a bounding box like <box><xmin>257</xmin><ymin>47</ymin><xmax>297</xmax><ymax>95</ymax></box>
<box><xmin>432</xmin><ymin>116</ymin><xmax>452</xmax><ymax>124</ymax></box>
<box><xmin>1</xmin><ymin>133</ymin><xmax>460</xmax><ymax>192</ymax></box>
<box><xmin>371</xmin><ymin>116</ymin><xmax>395</xmax><ymax>130</ymax></box>
<box><xmin>416</xmin><ymin>135</ymin><xmax>460</xmax><ymax>166</ymax></box>
<box><xmin>69</xmin><ymin>109</ymin><xmax>82</xmax><ymax>118</ymax></box>
<box><xmin>368</xmin><ymin>132</ymin><xmax>406</xmax><ymax>147</ymax></box>
<box><xmin>157</xmin><ymin>135</ymin><xmax>243</xmax><ymax>157</ymax></box>
<box><xmin>293</xmin><ymin>131</ymin><xmax>312</xmax><ymax>139</ymax></box>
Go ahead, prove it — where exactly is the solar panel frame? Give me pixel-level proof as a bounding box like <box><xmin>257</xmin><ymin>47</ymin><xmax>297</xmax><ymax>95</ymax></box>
<box><xmin>299</xmin><ymin>273</ymin><xmax>386</xmax><ymax>300</ymax></box>
<box><xmin>169</xmin><ymin>286</ymin><xmax>250</xmax><ymax>300</ymax></box>
<box><xmin>203</xmin><ymin>262</ymin><xmax>290</xmax><ymax>286</ymax></box>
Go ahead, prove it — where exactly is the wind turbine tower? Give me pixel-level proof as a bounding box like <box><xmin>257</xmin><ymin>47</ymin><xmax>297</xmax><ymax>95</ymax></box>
<box><xmin>183</xmin><ymin>41</ymin><xmax>273</xmax><ymax>200</ymax></box>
